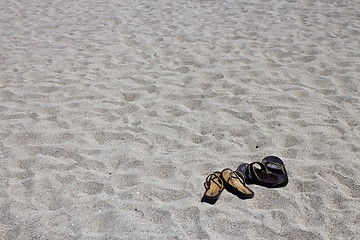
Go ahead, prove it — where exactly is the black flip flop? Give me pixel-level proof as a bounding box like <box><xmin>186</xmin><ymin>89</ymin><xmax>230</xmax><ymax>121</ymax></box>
<box><xmin>262</xmin><ymin>156</ymin><xmax>288</xmax><ymax>187</ymax></box>
<box><xmin>237</xmin><ymin>162</ymin><xmax>278</xmax><ymax>188</ymax></box>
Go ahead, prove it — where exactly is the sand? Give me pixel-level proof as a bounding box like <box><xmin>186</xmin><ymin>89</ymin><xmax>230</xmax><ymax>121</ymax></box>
<box><xmin>1</xmin><ymin>0</ymin><xmax>360</xmax><ymax>239</ymax></box>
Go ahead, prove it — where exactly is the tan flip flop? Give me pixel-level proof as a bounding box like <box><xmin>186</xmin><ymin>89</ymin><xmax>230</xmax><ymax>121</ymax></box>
<box><xmin>221</xmin><ymin>168</ymin><xmax>254</xmax><ymax>199</ymax></box>
<box><xmin>201</xmin><ymin>172</ymin><xmax>224</xmax><ymax>204</ymax></box>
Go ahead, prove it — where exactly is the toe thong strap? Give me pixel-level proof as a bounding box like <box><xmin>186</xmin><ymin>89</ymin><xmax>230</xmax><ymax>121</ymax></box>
<box><xmin>264</xmin><ymin>162</ymin><xmax>285</xmax><ymax>174</ymax></box>
<box><xmin>205</xmin><ymin>173</ymin><xmax>223</xmax><ymax>190</ymax></box>
<box><xmin>230</xmin><ymin>170</ymin><xmax>246</xmax><ymax>185</ymax></box>
<box><xmin>248</xmin><ymin>162</ymin><xmax>268</xmax><ymax>181</ymax></box>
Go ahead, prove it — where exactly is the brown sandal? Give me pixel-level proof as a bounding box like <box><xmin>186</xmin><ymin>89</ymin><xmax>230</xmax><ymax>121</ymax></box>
<box><xmin>201</xmin><ymin>172</ymin><xmax>224</xmax><ymax>204</ymax></box>
<box><xmin>262</xmin><ymin>156</ymin><xmax>288</xmax><ymax>187</ymax></box>
<box><xmin>221</xmin><ymin>168</ymin><xmax>254</xmax><ymax>199</ymax></box>
<box><xmin>237</xmin><ymin>162</ymin><xmax>278</xmax><ymax>188</ymax></box>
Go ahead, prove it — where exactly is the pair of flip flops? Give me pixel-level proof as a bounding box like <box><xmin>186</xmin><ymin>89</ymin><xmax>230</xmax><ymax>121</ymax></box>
<box><xmin>237</xmin><ymin>156</ymin><xmax>288</xmax><ymax>188</ymax></box>
<box><xmin>201</xmin><ymin>168</ymin><xmax>254</xmax><ymax>204</ymax></box>
<box><xmin>201</xmin><ymin>156</ymin><xmax>288</xmax><ymax>204</ymax></box>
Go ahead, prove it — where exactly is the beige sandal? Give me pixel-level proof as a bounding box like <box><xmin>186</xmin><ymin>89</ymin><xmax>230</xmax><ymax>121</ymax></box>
<box><xmin>221</xmin><ymin>168</ymin><xmax>254</xmax><ymax>199</ymax></box>
<box><xmin>201</xmin><ymin>172</ymin><xmax>224</xmax><ymax>204</ymax></box>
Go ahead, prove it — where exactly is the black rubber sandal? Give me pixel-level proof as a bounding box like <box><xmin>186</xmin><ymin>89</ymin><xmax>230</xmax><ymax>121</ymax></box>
<box><xmin>201</xmin><ymin>172</ymin><xmax>224</xmax><ymax>204</ymax></box>
<box><xmin>237</xmin><ymin>162</ymin><xmax>278</xmax><ymax>188</ymax></box>
<box><xmin>262</xmin><ymin>156</ymin><xmax>288</xmax><ymax>187</ymax></box>
<box><xmin>220</xmin><ymin>168</ymin><xmax>254</xmax><ymax>199</ymax></box>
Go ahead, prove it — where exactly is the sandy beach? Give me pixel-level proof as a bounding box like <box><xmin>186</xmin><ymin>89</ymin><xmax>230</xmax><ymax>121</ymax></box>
<box><xmin>1</xmin><ymin>0</ymin><xmax>360</xmax><ymax>239</ymax></box>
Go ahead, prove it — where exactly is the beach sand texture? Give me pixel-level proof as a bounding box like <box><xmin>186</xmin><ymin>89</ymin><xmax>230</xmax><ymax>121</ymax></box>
<box><xmin>1</xmin><ymin>0</ymin><xmax>360</xmax><ymax>239</ymax></box>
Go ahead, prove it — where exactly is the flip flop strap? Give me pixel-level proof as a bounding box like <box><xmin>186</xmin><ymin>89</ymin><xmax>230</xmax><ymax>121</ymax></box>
<box><xmin>230</xmin><ymin>170</ymin><xmax>246</xmax><ymax>186</ymax></box>
<box><xmin>204</xmin><ymin>173</ymin><xmax>223</xmax><ymax>190</ymax></box>
<box><xmin>248</xmin><ymin>162</ymin><xmax>269</xmax><ymax>181</ymax></box>
<box><xmin>230</xmin><ymin>170</ymin><xmax>245</xmax><ymax>185</ymax></box>
<box><xmin>264</xmin><ymin>161</ymin><xmax>285</xmax><ymax>174</ymax></box>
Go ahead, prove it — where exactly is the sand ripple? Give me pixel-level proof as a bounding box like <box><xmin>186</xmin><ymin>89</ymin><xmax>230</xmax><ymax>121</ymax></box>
<box><xmin>1</xmin><ymin>0</ymin><xmax>360</xmax><ymax>239</ymax></box>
